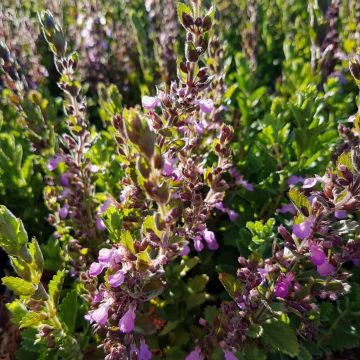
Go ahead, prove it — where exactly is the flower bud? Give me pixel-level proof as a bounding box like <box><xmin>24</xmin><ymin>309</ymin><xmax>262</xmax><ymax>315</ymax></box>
<box><xmin>202</xmin><ymin>16</ymin><xmax>212</xmax><ymax>31</ymax></box>
<box><xmin>182</xmin><ymin>13</ymin><xmax>194</xmax><ymax>27</ymax></box>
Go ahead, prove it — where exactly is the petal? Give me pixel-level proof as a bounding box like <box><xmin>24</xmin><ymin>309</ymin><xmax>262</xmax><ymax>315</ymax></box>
<box><xmin>198</xmin><ymin>98</ymin><xmax>214</xmax><ymax>113</ymax></box>
<box><xmin>108</xmin><ymin>270</ymin><xmax>125</xmax><ymax>288</ymax></box>
<box><xmin>142</xmin><ymin>96</ymin><xmax>159</xmax><ymax>110</ymax></box>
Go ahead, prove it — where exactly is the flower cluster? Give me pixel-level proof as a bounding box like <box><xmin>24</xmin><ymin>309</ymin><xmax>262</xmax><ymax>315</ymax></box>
<box><xmin>84</xmin><ymin>0</ymin><xmax>235</xmax><ymax>357</ymax></box>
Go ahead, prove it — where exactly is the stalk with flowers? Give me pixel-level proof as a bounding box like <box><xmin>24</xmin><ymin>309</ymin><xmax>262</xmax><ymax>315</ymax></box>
<box><xmin>82</xmin><ymin>0</ymin><xmax>235</xmax><ymax>358</ymax></box>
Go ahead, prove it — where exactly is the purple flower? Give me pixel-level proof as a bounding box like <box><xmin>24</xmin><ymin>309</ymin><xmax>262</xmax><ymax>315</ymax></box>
<box><xmin>195</xmin><ymin>121</ymin><xmax>205</xmax><ymax>134</ymax></box>
<box><xmin>108</xmin><ymin>270</ymin><xmax>125</xmax><ymax>288</ymax></box>
<box><xmin>274</xmin><ymin>273</ymin><xmax>294</xmax><ymax>299</ymax></box>
<box><xmin>119</xmin><ymin>305</ymin><xmax>136</xmax><ymax>333</ymax></box>
<box><xmin>59</xmin><ymin>204</ymin><xmax>69</xmax><ymax>219</ymax></box>
<box><xmin>194</xmin><ymin>236</ymin><xmax>204</xmax><ymax>252</ymax></box>
<box><xmin>98</xmin><ymin>248</ymin><xmax>114</xmax><ymax>264</ymax></box>
<box><xmin>198</xmin><ymin>98</ymin><xmax>214</xmax><ymax>113</ymax></box>
<box><xmin>142</xmin><ymin>96</ymin><xmax>159</xmax><ymax>110</ymax></box>
<box><xmin>60</xmin><ymin>172</ymin><xmax>70</xmax><ymax>187</ymax></box>
<box><xmin>85</xmin><ymin>300</ymin><xmax>112</xmax><ymax>326</ymax></box>
<box><xmin>98</xmin><ymin>199</ymin><xmax>113</xmax><ymax>214</ymax></box>
<box><xmin>292</xmin><ymin>218</ymin><xmax>314</xmax><ymax>240</ymax></box>
<box><xmin>47</xmin><ymin>156</ymin><xmax>62</xmax><ymax>171</ymax></box>
<box><xmin>258</xmin><ymin>268</ymin><xmax>268</xmax><ymax>285</ymax></box>
<box><xmin>223</xmin><ymin>350</ymin><xmax>238</xmax><ymax>360</ymax></box>
<box><xmin>226</xmin><ymin>209</ymin><xmax>239</xmax><ymax>222</ymax></box>
<box><xmin>278</xmin><ymin>203</ymin><xmax>297</xmax><ymax>215</ymax></box>
<box><xmin>180</xmin><ymin>245</ymin><xmax>190</xmax><ymax>256</ymax></box>
<box><xmin>89</xmin><ymin>262</ymin><xmax>105</xmax><ymax>277</ymax></box>
<box><xmin>287</xmin><ymin>175</ymin><xmax>304</xmax><ymax>186</ymax></box>
<box><xmin>335</xmin><ymin>210</ymin><xmax>347</xmax><ymax>219</ymax></box>
<box><xmin>163</xmin><ymin>157</ymin><xmax>176</xmax><ymax>177</ymax></box>
<box><xmin>139</xmin><ymin>339</ymin><xmax>152</xmax><ymax>360</ymax></box>
<box><xmin>352</xmin><ymin>258</ymin><xmax>360</xmax><ymax>266</ymax></box>
<box><xmin>317</xmin><ymin>261</ymin><xmax>335</xmax><ymax>276</ymax></box>
<box><xmin>215</xmin><ymin>202</ymin><xmax>225</xmax><ymax>212</ymax></box>
<box><xmin>309</xmin><ymin>245</ymin><xmax>326</xmax><ymax>266</ymax></box>
<box><xmin>185</xmin><ymin>347</ymin><xmax>204</xmax><ymax>360</ymax></box>
<box><xmin>303</xmin><ymin>177</ymin><xmax>318</xmax><ymax>189</ymax></box>
<box><xmin>96</xmin><ymin>217</ymin><xmax>106</xmax><ymax>231</ymax></box>
<box><xmin>203</xmin><ymin>230</ymin><xmax>219</xmax><ymax>250</ymax></box>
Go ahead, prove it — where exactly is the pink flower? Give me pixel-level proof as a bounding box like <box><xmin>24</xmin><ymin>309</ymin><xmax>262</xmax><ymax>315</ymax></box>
<box><xmin>309</xmin><ymin>245</ymin><xmax>326</xmax><ymax>266</ymax></box>
<box><xmin>139</xmin><ymin>339</ymin><xmax>152</xmax><ymax>360</ymax></box>
<box><xmin>317</xmin><ymin>261</ymin><xmax>335</xmax><ymax>276</ymax></box>
<box><xmin>142</xmin><ymin>96</ymin><xmax>159</xmax><ymax>110</ymax></box>
<box><xmin>89</xmin><ymin>262</ymin><xmax>105</xmax><ymax>277</ymax></box>
<box><xmin>203</xmin><ymin>230</ymin><xmax>219</xmax><ymax>250</ymax></box>
<box><xmin>119</xmin><ymin>305</ymin><xmax>136</xmax><ymax>333</ymax></box>
<box><xmin>198</xmin><ymin>98</ymin><xmax>214</xmax><ymax>113</ymax></box>
<box><xmin>108</xmin><ymin>270</ymin><xmax>125</xmax><ymax>288</ymax></box>
<box><xmin>292</xmin><ymin>218</ymin><xmax>314</xmax><ymax>240</ymax></box>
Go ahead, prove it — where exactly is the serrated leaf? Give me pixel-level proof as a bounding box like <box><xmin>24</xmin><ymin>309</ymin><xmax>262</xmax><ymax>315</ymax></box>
<box><xmin>59</xmin><ymin>290</ymin><xmax>77</xmax><ymax>334</ymax></box>
<box><xmin>20</xmin><ymin>311</ymin><xmax>47</xmax><ymax>328</ymax></box>
<box><xmin>262</xmin><ymin>320</ymin><xmax>300</xmax><ymax>357</ymax></box>
<box><xmin>48</xmin><ymin>270</ymin><xmax>65</xmax><ymax>306</ymax></box>
<box><xmin>0</xmin><ymin>205</ymin><xmax>28</xmax><ymax>256</ymax></box>
<box><xmin>2</xmin><ymin>276</ymin><xmax>35</xmax><ymax>296</ymax></box>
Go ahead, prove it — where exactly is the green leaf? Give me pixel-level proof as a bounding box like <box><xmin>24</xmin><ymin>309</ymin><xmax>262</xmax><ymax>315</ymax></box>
<box><xmin>262</xmin><ymin>320</ymin><xmax>300</xmax><ymax>357</ymax></box>
<box><xmin>1</xmin><ymin>276</ymin><xmax>35</xmax><ymax>296</ymax></box>
<box><xmin>0</xmin><ymin>205</ymin><xmax>29</xmax><ymax>257</ymax></box>
<box><xmin>218</xmin><ymin>273</ymin><xmax>243</xmax><ymax>300</ymax></box>
<box><xmin>206</xmin><ymin>5</ymin><xmax>216</xmax><ymax>22</ymax></box>
<box><xmin>59</xmin><ymin>290</ymin><xmax>78</xmax><ymax>334</ymax></box>
<box><xmin>204</xmin><ymin>305</ymin><xmax>218</xmax><ymax>324</ymax></box>
<box><xmin>6</xmin><ymin>299</ymin><xmax>28</xmax><ymax>325</ymax></box>
<box><xmin>48</xmin><ymin>270</ymin><xmax>65</xmax><ymax>306</ymax></box>
<box><xmin>288</xmin><ymin>187</ymin><xmax>311</xmax><ymax>214</ymax></box>
<box><xmin>246</xmin><ymin>324</ymin><xmax>263</xmax><ymax>338</ymax></box>
<box><xmin>177</xmin><ymin>2</ymin><xmax>192</xmax><ymax>29</ymax></box>
<box><xmin>20</xmin><ymin>311</ymin><xmax>47</xmax><ymax>328</ymax></box>
<box><xmin>121</xmin><ymin>230</ymin><xmax>136</xmax><ymax>254</ymax></box>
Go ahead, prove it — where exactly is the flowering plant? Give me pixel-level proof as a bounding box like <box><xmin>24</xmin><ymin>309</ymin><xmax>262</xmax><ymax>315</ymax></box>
<box><xmin>1</xmin><ymin>1</ymin><xmax>360</xmax><ymax>359</ymax></box>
